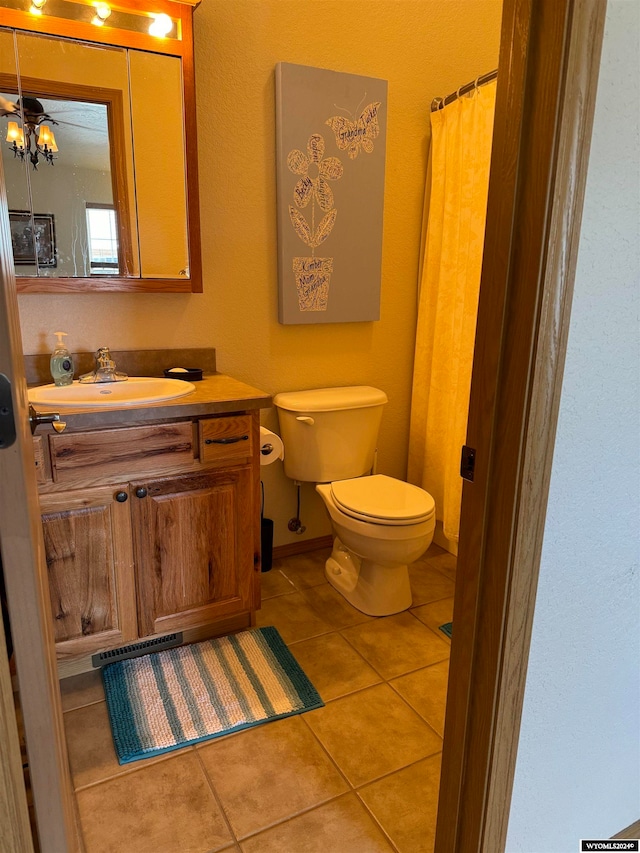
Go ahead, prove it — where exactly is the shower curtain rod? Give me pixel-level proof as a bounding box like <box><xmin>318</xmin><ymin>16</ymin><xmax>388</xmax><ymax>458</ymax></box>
<box><xmin>430</xmin><ymin>68</ymin><xmax>498</xmax><ymax>112</ymax></box>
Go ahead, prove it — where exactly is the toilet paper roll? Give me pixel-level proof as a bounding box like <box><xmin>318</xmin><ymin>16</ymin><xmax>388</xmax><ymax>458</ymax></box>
<box><xmin>259</xmin><ymin>427</ymin><xmax>284</xmax><ymax>466</ymax></box>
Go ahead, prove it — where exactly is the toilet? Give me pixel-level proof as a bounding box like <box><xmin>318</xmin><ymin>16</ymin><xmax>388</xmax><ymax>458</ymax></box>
<box><xmin>274</xmin><ymin>386</ymin><xmax>436</xmax><ymax>616</ymax></box>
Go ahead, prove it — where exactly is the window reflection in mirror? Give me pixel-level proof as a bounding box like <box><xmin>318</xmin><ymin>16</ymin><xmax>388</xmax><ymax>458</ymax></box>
<box><xmin>86</xmin><ymin>203</ymin><xmax>119</xmax><ymax>275</ymax></box>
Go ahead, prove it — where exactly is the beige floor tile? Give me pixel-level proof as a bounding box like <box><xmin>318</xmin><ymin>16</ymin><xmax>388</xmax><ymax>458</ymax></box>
<box><xmin>288</xmin><ymin>633</ymin><xmax>381</xmax><ymax>702</ymax></box>
<box><xmin>76</xmin><ymin>751</ymin><xmax>232</xmax><ymax>853</ymax></box>
<box><xmin>359</xmin><ymin>753</ymin><xmax>442</xmax><ymax>853</ymax></box>
<box><xmin>260</xmin><ymin>568</ymin><xmax>296</xmax><ymax>600</ymax></box>
<box><xmin>304</xmin><ymin>683</ymin><xmax>442</xmax><ymax>787</ymax></box>
<box><xmin>422</xmin><ymin>547</ymin><xmax>457</xmax><ymax>581</ymax></box>
<box><xmin>256</xmin><ymin>591</ymin><xmax>333</xmax><ymax>643</ymax></box>
<box><xmin>411</xmin><ymin>597</ymin><xmax>454</xmax><ymax>642</ymax></box>
<box><xmin>276</xmin><ymin>548</ymin><xmax>332</xmax><ymax>590</ymax></box>
<box><xmin>408</xmin><ymin>562</ymin><xmax>456</xmax><ymax>606</ymax></box>
<box><xmin>64</xmin><ymin>701</ymin><xmax>157</xmax><ymax>788</ymax></box>
<box><xmin>60</xmin><ymin>670</ymin><xmax>105</xmax><ymax>712</ymax></box>
<box><xmin>341</xmin><ymin>612</ymin><xmax>450</xmax><ymax>679</ymax></box>
<box><xmin>240</xmin><ymin>793</ymin><xmax>395</xmax><ymax>853</ymax></box>
<box><xmin>390</xmin><ymin>660</ymin><xmax>450</xmax><ymax>737</ymax></box>
<box><xmin>301</xmin><ymin>581</ymin><xmax>374</xmax><ymax>630</ymax></box>
<box><xmin>423</xmin><ymin>543</ymin><xmax>447</xmax><ymax>559</ymax></box>
<box><xmin>197</xmin><ymin>715</ymin><xmax>348</xmax><ymax>839</ymax></box>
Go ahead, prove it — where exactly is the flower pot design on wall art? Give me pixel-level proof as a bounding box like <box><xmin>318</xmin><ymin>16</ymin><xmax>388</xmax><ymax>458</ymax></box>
<box><xmin>287</xmin><ymin>134</ymin><xmax>343</xmax><ymax>311</ymax></box>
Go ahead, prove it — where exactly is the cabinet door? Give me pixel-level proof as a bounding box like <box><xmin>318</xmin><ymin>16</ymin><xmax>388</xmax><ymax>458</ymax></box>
<box><xmin>39</xmin><ymin>486</ymin><xmax>137</xmax><ymax>658</ymax></box>
<box><xmin>132</xmin><ymin>467</ymin><xmax>258</xmax><ymax>637</ymax></box>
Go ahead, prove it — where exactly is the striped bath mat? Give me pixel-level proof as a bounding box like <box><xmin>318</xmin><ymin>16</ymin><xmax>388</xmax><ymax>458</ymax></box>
<box><xmin>102</xmin><ymin>627</ymin><xmax>323</xmax><ymax>764</ymax></box>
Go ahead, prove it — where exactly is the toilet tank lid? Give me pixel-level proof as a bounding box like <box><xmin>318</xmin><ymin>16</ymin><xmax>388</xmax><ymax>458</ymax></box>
<box><xmin>274</xmin><ymin>386</ymin><xmax>388</xmax><ymax>413</ymax></box>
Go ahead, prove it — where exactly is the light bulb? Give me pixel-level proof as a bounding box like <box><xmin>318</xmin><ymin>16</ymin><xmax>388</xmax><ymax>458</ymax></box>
<box><xmin>29</xmin><ymin>0</ymin><xmax>46</xmax><ymax>12</ymax></box>
<box><xmin>148</xmin><ymin>13</ymin><xmax>173</xmax><ymax>37</ymax></box>
<box><xmin>91</xmin><ymin>3</ymin><xmax>110</xmax><ymax>25</ymax></box>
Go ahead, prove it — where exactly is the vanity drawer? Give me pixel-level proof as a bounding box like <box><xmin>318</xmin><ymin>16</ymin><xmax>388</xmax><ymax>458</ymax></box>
<box><xmin>49</xmin><ymin>422</ymin><xmax>194</xmax><ymax>484</ymax></box>
<box><xmin>199</xmin><ymin>415</ymin><xmax>253</xmax><ymax>465</ymax></box>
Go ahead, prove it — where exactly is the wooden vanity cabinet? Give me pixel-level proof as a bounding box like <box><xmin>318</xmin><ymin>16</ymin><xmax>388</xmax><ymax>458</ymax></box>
<box><xmin>35</xmin><ymin>411</ymin><xmax>262</xmax><ymax>668</ymax></box>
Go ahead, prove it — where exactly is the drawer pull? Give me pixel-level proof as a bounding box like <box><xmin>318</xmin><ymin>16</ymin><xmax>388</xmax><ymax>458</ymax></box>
<box><xmin>204</xmin><ymin>434</ymin><xmax>249</xmax><ymax>445</ymax></box>
<box><xmin>135</xmin><ymin>487</ymin><xmax>148</xmax><ymax>499</ymax></box>
<box><xmin>115</xmin><ymin>491</ymin><xmax>128</xmax><ymax>503</ymax></box>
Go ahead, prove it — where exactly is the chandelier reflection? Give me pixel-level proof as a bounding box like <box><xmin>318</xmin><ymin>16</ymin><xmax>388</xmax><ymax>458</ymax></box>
<box><xmin>4</xmin><ymin>97</ymin><xmax>59</xmax><ymax>169</ymax></box>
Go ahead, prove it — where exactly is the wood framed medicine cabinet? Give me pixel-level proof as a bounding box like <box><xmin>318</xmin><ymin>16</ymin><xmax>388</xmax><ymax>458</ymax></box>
<box><xmin>0</xmin><ymin>0</ymin><xmax>203</xmax><ymax>293</ymax></box>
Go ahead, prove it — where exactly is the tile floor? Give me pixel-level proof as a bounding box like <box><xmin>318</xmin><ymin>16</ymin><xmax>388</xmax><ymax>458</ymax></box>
<box><xmin>60</xmin><ymin>543</ymin><xmax>456</xmax><ymax>853</ymax></box>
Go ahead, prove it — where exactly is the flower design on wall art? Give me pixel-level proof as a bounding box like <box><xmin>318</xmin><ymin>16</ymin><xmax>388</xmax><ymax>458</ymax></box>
<box><xmin>287</xmin><ymin>133</ymin><xmax>343</xmax><ymax>311</ymax></box>
<box><xmin>276</xmin><ymin>62</ymin><xmax>388</xmax><ymax>325</ymax></box>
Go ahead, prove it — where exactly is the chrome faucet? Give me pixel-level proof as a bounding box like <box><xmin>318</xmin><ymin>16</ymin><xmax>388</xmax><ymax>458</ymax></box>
<box><xmin>79</xmin><ymin>347</ymin><xmax>128</xmax><ymax>383</ymax></box>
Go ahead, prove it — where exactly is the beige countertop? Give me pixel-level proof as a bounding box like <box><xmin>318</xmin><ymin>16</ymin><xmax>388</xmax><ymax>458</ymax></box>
<box><xmin>29</xmin><ymin>373</ymin><xmax>272</xmax><ymax>431</ymax></box>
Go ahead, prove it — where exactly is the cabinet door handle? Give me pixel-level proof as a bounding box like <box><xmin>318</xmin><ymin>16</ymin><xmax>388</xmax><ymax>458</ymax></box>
<box><xmin>115</xmin><ymin>491</ymin><xmax>128</xmax><ymax>503</ymax></box>
<box><xmin>204</xmin><ymin>434</ymin><xmax>249</xmax><ymax>445</ymax></box>
<box><xmin>135</xmin><ymin>487</ymin><xmax>148</xmax><ymax>498</ymax></box>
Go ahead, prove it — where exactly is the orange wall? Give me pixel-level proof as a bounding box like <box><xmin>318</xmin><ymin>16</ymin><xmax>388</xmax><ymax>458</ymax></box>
<box><xmin>16</xmin><ymin>0</ymin><xmax>503</xmax><ymax>545</ymax></box>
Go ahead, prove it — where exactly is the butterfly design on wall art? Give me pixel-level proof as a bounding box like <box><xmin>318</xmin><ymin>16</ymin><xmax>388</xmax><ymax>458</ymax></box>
<box><xmin>325</xmin><ymin>100</ymin><xmax>382</xmax><ymax>160</ymax></box>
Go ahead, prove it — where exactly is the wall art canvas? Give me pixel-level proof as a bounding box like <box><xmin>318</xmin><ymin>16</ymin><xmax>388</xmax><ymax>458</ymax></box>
<box><xmin>276</xmin><ymin>62</ymin><xmax>387</xmax><ymax>324</ymax></box>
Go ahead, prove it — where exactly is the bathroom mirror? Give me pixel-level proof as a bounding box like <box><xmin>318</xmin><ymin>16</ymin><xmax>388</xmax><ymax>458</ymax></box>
<box><xmin>0</xmin><ymin>0</ymin><xmax>201</xmax><ymax>293</ymax></box>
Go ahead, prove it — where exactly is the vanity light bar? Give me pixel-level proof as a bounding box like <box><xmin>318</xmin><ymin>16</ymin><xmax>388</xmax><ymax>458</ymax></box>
<box><xmin>8</xmin><ymin>0</ymin><xmax>182</xmax><ymax>42</ymax></box>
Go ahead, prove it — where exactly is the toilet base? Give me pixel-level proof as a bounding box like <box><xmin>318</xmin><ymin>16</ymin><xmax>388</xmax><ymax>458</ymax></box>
<box><xmin>324</xmin><ymin>538</ymin><xmax>413</xmax><ymax>616</ymax></box>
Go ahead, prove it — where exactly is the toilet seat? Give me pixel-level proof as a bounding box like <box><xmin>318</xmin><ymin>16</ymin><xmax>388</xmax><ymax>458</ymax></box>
<box><xmin>330</xmin><ymin>474</ymin><xmax>435</xmax><ymax>526</ymax></box>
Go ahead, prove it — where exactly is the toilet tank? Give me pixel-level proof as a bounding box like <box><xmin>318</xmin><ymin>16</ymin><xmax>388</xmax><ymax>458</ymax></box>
<box><xmin>274</xmin><ymin>386</ymin><xmax>388</xmax><ymax>483</ymax></box>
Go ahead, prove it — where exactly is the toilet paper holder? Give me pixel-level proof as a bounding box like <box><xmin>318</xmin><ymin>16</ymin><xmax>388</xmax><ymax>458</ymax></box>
<box><xmin>258</xmin><ymin>426</ymin><xmax>284</xmax><ymax>465</ymax></box>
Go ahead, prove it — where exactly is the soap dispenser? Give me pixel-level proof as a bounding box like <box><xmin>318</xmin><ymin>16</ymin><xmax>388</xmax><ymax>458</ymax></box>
<box><xmin>50</xmin><ymin>332</ymin><xmax>75</xmax><ymax>387</ymax></box>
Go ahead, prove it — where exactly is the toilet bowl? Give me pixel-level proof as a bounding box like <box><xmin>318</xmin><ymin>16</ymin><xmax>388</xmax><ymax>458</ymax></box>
<box><xmin>316</xmin><ymin>474</ymin><xmax>435</xmax><ymax>616</ymax></box>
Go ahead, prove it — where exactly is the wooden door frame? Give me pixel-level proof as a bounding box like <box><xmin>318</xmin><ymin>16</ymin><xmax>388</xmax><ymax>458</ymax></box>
<box><xmin>435</xmin><ymin>0</ymin><xmax>607</xmax><ymax>851</ymax></box>
<box><xmin>0</xmin><ymin>153</ymin><xmax>78</xmax><ymax>847</ymax></box>
<box><xmin>0</xmin><ymin>605</ymin><xmax>33</xmax><ymax>852</ymax></box>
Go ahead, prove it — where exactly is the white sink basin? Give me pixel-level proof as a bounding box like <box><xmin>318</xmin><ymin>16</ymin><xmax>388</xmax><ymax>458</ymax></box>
<box><xmin>28</xmin><ymin>377</ymin><xmax>196</xmax><ymax>408</ymax></box>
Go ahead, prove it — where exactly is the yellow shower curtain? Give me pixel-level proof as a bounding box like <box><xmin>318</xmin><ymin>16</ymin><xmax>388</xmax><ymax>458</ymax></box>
<box><xmin>408</xmin><ymin>80</ymin><xmax>496</xmax><ymax>547</ymax></box>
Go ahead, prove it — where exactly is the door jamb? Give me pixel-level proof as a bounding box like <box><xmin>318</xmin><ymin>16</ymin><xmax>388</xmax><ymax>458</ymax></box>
<box><xmin>435</xmin><ymin>1</ymin><xmax>607</xmax><ymax>851</ymax></box>
<box><xmin>0</xmin><ymin>156</ymin><xmax>79</xmax><ymax>849</ymax></box>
